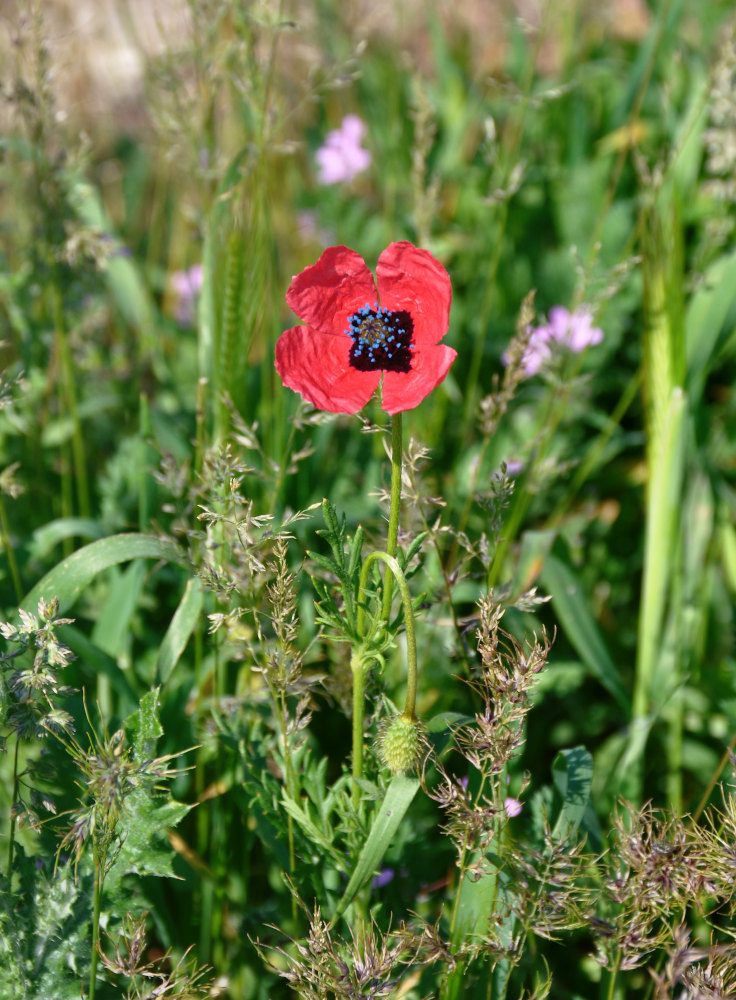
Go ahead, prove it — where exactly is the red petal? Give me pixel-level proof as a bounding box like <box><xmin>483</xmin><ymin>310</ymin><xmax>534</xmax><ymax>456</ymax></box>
<box><xmin>381</xmin><ymin>344</ymin><xmax>457</xmax><ymax>414</ymax></box>
<box><xmin>275</xmin><ymin>326</ymin><xmax>380</xmax><ymax>413</ymax></box>
<box><xmin>286</xmin><ymin>246</ymin><xmax>378</xmax><ymax>338</ymax></box>
<box><xmin>375</xmin><ymin>242</ymin><xmax>452</xmax><ymax>348</ymax></box>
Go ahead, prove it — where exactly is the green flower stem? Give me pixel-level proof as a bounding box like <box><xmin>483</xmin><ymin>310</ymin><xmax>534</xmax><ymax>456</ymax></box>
<box><xmin>359</xmin><ymin>551</ymin><xmax>418</xmax><ymax>718</ymax></box>
<box><xmin>350</xmin><ymin>649</ymin><xmax>369</xmax><ymax>807</ymax></box>
<box><xmin>350</xmin><ymin>550</ymin><xmax>419</xmax><ymax>804</ymax></box>
<box><xmin>381</xmin><ymin>413</ymin><xmax>403</xmax><ymax>624</ymax></box>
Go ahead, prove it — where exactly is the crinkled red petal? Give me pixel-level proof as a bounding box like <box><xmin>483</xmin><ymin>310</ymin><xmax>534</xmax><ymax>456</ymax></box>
<box><xmin>275</xmin><ymin>325</ymin><xmax>380</xmax><ymax>413</ymax></box>
<box><xmin>375</xmin><ymin>242</ymin><xmax>451</xmax><ymax>348</ymax></box>
<box><xmin>381</xmin><ymin>344</ymin><xmax>457</xmax><ymax>414</ymax></box>
<box><xmin>286</xmin><ymin>246</ymin><xmax>378</xmax><ymax>338</ymax></box>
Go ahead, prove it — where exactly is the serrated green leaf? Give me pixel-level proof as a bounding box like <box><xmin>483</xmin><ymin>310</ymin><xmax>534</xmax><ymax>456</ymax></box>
<box><xmin>347</xmin><ymin>525</ymin><xmax>365</xmax><ymax>582</ymax></box>
<box><xmin>332</xmin><ymin>775</ymin><xmax>419</xmax><ymax>922</ymax></box>
<box><xmin>127</xmin><ymin>688</ymin><xmax>164</xmax><ymax>762</ymax></box>
<box><xmin>112</xmin><ymin>788</ymin><xmax>192</xmax><ymax>881</ymax></box>
<box><xmin>309</xmin><ymin>550</ymin><xmax>340</xmax><ymax>577</ymax></box>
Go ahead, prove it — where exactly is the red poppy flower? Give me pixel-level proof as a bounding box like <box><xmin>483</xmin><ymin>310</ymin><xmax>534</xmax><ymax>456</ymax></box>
<box><xmin>275</xmin><ymin>241</ymin><xmax>456</xmax><ymax>414</ymax></box>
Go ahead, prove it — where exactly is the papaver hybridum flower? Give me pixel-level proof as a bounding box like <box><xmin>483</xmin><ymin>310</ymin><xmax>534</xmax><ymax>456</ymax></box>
<box><xmin>315</xmin><ymin>115</ymin><xmax>371</xmax><ymax>185</ymax></box>
<box><xmin>275</xmin><ymin>242</ymin><xmax>456</xmax><ymax>414</ymax></box>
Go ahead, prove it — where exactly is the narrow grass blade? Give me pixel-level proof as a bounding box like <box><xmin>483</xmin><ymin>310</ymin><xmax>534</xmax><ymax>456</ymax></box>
<box><xmin>21</xmin><ymin>533</ymin><xmax>186</xmax><ymax>615</ymax></box>
<box><xmin>332</xmin><ymin>774</ymin><xmax>419</xmax><ymax>922</ymax></box>
<box><xmin>539</xmin><ymin>555</ymin><xmax>629</xmax><ymax>712</ymax></box>
<box><xmin>156</xmin><ymin>577</ymin><xmax>204</xmax><ymax>685</ymax></box>
<box><xmin>633</xmin><ymin>388</ymin><xmax>686</xmax><ymax>720</ymax></box>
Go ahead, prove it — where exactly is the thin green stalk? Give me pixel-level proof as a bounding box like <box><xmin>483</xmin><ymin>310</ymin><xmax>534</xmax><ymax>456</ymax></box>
<box><xmin>50</xmin><ymin>282</ymin><xmax>90</xmax><ymax>520</ymax></box>
<box><xmin>601</xmin><ymin>951</ymin><xmax>622</xmax><ymax>1000</ymax></box>
<box><xmin>6</xmin><ymin>735</ymin><xmax>20</xmax><ymax>877</ymax></box>
<box><xmin>381</xmin><ymin>413</ymin><xmax>403</xmax><ymax>624</ymax></box>
<box><xmin>0</xmin><ymin>493</ymin><xmax>22</xmax><ymax>604</ymax></box>
<box><xmin>359</xmin><ymin>551</ymin><xmax>418</xmax><ymax>717</ymax></box>
<box><xmin>350</xmin><ymin>650</ymin><xmax>368</xmax><ymax>808</ymax></box>
<box><xmin>89</xmin><ymin>839</ymin><xmax>103</xmax><ymax>1000</ymax></box>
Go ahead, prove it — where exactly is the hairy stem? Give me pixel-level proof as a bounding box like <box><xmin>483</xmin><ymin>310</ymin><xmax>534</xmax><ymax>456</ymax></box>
<box><xmin>381</xmin><ymin>413</ymin><xmax>403</xmax><ymax>624</ymax></box>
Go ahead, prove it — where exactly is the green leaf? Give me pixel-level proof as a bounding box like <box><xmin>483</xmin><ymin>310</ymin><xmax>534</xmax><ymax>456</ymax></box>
<box><xmin>539</xmin><ymin>555</ymin><xmax>629</xmax><ymax>712</ymax></box>
<box><xmin>28</xmin><ymin>518</ymin><xmax>105</xmax><ymax>564</ymax></box>
<box><xmin>90</xmin><ymin>560</ymin><xmax>147</xmax><ymax>660</ymax></box>
<box><xmin>156</xmin><ymin>577</ymin><xmax>203</xmax><ymax>685</ymax></box>
<box><xmin>108</xmin><ymin>691</ymin><xmax>192</xmax><ymax>883</ymax></box>
<box><xmin>127</xmin><ymin>688</ymin><xmax>164</xmax><ymax>762</ymax></box>
<box><xmin>551</xmin><ymin>746</ymin><xmax>593</xmax><ymax>840</ymax></box>
<box><xmin>20</xmin><ymin>533</ymin><xmax>186</xmax><ymax>616</ymax></box>
<box><xmin>332</xmin><ymin>775</ymin><xmax>419</xmax><ymax>922</ymax></box>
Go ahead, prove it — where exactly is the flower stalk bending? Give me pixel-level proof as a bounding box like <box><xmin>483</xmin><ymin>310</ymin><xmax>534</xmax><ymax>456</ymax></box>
<box><xmin>351</xmin><ymin>550</ymin><xmax>419</xmax><ymax>801</ymax></box>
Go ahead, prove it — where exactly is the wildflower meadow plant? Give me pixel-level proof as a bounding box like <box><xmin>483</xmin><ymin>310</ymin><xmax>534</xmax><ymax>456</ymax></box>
<box><xmin>315</xmin><ymin>114</ymin><xmax>372</xmax><ymax>185</ymax></box>
<box><xmin>505</xmin><ymin>304</ymin><xmax>605</xmax><ymax>377</ymax></box>
<box><xmin>275</xmin><ymin>241</ymin><xmax>456</xmax><ymax>413</ymax></box>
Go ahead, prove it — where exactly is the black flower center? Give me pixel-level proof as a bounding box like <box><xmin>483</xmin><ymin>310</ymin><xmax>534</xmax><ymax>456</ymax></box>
<box><xmin>345</xmin><ymin>302</ymin><xmax>414</xmax><ymax>373</ymax></box>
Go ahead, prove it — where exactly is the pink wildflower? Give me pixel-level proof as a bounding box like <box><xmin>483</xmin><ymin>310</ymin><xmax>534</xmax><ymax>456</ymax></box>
<box><xmin>506</xmin><ymin>305</ymin><xmax>604</xmax><ymax>377</ymax></box>
<box><xmin>315</xmin><ymin>115</ymin><xmax>371</xmax><ymax>185</ymax></box>
<box><xmin>504</xmin><ymin>796</ymin><xmax>523</xmax><ymax>818</ymax></box>
<box><xmin>170</xmin><ymin>263</ymin><xmax>204</xmax><ymax>327</ymax></box>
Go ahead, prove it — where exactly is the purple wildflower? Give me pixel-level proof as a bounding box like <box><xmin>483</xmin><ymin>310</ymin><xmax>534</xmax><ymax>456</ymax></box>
<box><xmin>506</xmin><ymin>305</ymin><xmax>604</xmax><ymax>377</ymax></box>
<box><xmin>170</xmin><ymin>263</ymin><xmax>204</xmax><ymax>327</ymax></box>
<box><xmin>315</xmin><ymin>115</ymin><xmax>371</xmax><ymax>185</ymax></box>
<box><xmin>545</xmin><ymin>306</ymin><xmax>604</xmax><ymax>353</ymax></box>
<box><xmin>371</xmin><ymin>868</ymin><xmax>395</xmax><ymax>889</ymax></box>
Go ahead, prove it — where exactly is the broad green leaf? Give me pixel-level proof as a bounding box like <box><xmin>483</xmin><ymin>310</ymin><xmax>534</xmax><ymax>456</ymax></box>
<box><xmin>686</xmin><ymin>249</ymin><xmax>736</xmax><ymax>395</ymax></box>
<box><xmin>156</xmin><ymin>576</ymin><xmax>203</xmax><ymax>684</ymax></box>
<box><xmin>551</xmin><ymin>746</ymin><xmax>593</xmax><ymax>840</ymax></box>
<box><xmin>332</xmin><ymin>775</ymin><xmax>419</xmax><ymax>922</ymax></box>
<box><xmin>539</xmin><ymin>555</ymin><xmax>629</xmax><ymax>712</ymax></box>
<box><xmin>91</xmin><ymin>560</ymin><xmax>147</xmax><ymax>661</ymax></box>
<box><xmin>20</xmin><ymin>533</ymin><xmax>186</xmax><ymax>616</ymax></box>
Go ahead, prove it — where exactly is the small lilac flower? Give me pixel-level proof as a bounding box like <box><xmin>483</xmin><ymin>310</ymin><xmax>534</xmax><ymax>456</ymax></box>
<box><xmin>504</xmin><ymin>796</ymin><xmax>523</xmax><ymax>818</ymax></box>
<box><xmin>371</xmin><ymin>868</ymin><xmax>395</xmax><ymax>889</ymax></box>
<box><xmin>170</xmin><ymin>263</ymin><xmax>204</xmax><ymax>327</ymax></box>
<box><xmin>506</xmin><ymin>305</ymin><xmax>603</xmax><ymax>378</ymax></box>
<box><xmin>315</xmin><ymin>115</ymin><xmax>371</xmax><ymax>185</ymax></box>
<box><xmin>505</xmin><ymin>459</ymin><xmax>524</xmax><ymax>476</ymax></box>
<box><xmin>545</xmin><ymin>306</ymin><xmax>603</xmax><ymax>353</ymax></box>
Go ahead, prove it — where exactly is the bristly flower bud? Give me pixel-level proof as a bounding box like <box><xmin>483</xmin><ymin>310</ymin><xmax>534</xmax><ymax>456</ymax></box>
<box><xmin>377</xmin><ymin>713</ymin><xmax>423</xmax><ymax>775</ymax></box>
